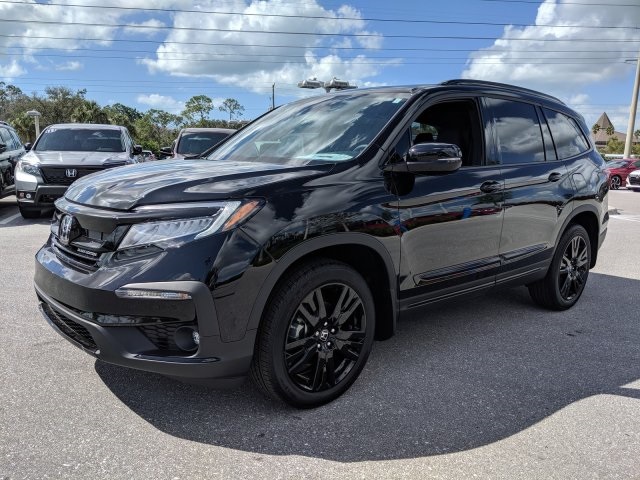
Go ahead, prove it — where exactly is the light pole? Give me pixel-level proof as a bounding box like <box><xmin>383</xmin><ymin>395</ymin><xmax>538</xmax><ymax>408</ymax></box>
<box><xmin>26</xmin><ymin>110</ymin><xmax>42</xmax><ymax>139</ymax></box>
<box><xmin>623</xmin><ymin>51</ymin><xmax>640</xmax><ymax>158</ymax></box>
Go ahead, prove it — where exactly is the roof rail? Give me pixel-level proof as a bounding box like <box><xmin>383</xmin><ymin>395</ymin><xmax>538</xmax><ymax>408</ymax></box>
<box><xmin>440</xmin><ymin>79</ymin><xmax>565</xmax><ymax>105</ymax></box>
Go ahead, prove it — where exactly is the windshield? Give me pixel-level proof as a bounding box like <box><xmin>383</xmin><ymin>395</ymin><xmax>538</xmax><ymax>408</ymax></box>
<box><xmin>176</xmin><ymin>132</ymin><xmax>232</xmax><ymax>155</ymax></box>
<box><xmin>35</xmin><ymin>128</ymin><xmax>125</xmax><ymax>152</ymax></box>
<box><xmin>207</xmin><ymin>91</ymin><xmax>410</xmax><ymax>165</ymax></box>
<box><xmin>605</xmin><ymin>160</ymin><xmax>631</xmax><ymax>168</ymax></box>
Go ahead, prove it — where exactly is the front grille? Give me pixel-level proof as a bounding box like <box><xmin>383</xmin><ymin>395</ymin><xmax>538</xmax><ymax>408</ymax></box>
<box><xmin>629</xmin><ymin>176</ymin><xmax>640</xmax><ymax>186</ymax></box>
<box><xmin>40</xmin><ymin>166</ymin><xmax>106</xmax><ymax>186</ymax></box>
<box><xmin>52</xmin><ymin>238</ymin><xmax>101</xmax><ymax>271</ymax></box>
<box><xmin>41</xmin><ymin>301</ymin><xmax>98</xmax><ymax>352</ymax></box>
<box><xmin>139</xmin><ymin>322</ymin><xmax>196</xmax><ymax>352</ymax></box>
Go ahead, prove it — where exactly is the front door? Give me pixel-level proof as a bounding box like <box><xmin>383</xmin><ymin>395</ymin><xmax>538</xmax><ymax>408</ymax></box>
<box><xmin>390</xmin><ymin>98</ymin><xmax>505</xmax><ymax>307</ymax></box>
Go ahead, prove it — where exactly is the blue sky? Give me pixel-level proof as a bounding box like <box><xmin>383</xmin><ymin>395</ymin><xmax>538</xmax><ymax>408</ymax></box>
<box><xmin>1</xmin><ymin>0</ymin><xmax>639</xmax><ymax>131</ymax></box>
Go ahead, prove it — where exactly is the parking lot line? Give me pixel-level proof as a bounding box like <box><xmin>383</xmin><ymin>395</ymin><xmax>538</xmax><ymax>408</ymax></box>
<box><xmin>0</xmin><ymin>212</ymin><xmax>21</xmax><ymax>225</ymax></box>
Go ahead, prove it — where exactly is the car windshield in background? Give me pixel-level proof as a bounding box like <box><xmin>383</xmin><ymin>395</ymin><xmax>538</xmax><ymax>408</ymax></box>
<box><xmin>176</xmin><ymin>132</ymin><xmax>231</xmax><ymax>155</ymax></box>
<box><xmin>207</xmin><ymin>91</ymin><xmax>410</xmax><ymax>165</ymax></box>
<box><xmin>606</xmin><ymin>160</ymin><xmax>627</xmax><ymax>168</ymax></box>
<box><xmin>35</xmin><ymin>128</ymin><xmax>125</xmax><ymax>152</ymax></box>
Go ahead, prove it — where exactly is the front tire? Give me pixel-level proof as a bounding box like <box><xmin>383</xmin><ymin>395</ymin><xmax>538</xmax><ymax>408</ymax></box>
<box><xmin>19</xmin><ymin>205</ymin><xmax>41</xmax><ymax>219</ymax></box>
<box><xmin>250</xmin><ymin>259</ymin><xmax>375</xmax><ymax>408</ymax></box>
<box><xmin>528</xmin><ymin>224</ymin><xmax>591</xmax><ymax>310</ymax></box>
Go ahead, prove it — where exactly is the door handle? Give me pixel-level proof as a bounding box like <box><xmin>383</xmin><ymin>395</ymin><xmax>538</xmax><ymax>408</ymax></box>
<box><xmin>480</xmin><ymin>180</ymin><xmax>502</xmax><ymax>193</ymax></box>
<box><xmin>548</xmin><ymin>172</ymin><xmax>563</xmax><ymax>182</ymax></box>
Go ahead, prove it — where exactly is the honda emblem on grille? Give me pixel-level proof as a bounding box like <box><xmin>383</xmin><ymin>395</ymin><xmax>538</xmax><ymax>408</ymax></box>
<box><xmin>65</xmin><ymin>168</ymin><xmax>77</xmax><ymax>178</ymax></box>
<box><xmin>58</xmin><ymin>215</ymin><xmax>78</xmax><ymax>246</ymax></box>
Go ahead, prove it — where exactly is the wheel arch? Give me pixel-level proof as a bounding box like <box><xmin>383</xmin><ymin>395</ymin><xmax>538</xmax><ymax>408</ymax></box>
<box><xmin>557</xmin><ymin>205</ymin><xmax>601</xmax><ymax>268</ymax></box>
<box><xmin>246</xmin><ymin>233</ymin><xmax>398</xmax><ymax>341</ymax></box>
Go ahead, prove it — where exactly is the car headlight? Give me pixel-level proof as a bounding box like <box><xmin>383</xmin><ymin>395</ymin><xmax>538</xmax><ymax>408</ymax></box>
<box><xmin>118</xmin><ymin>200</ymin><xmax>261</xmax><ymax>250</ymax></box>
<box><xmin>16</xmin><ymin>160</ymin><xmax>40</xmax><ymax>176</ymax></box>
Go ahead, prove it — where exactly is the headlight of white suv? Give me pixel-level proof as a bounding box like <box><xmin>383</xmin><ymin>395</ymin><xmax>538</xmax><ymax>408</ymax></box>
<box><xmin>118</xmin><ymin>200</ymin><xmax>261</xmax><ymax>250</ymax></box>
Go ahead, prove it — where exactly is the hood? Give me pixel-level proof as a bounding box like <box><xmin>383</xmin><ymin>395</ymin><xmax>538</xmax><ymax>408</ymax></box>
<box><xmin>23</xmin><ymin>150</ymin><xmax>130</xmax><ymax>166</ymax></box>
<box><xmin>64</xmin><ymin>159</ymin><xmax>333</xmax><ymax>210</ymax></box>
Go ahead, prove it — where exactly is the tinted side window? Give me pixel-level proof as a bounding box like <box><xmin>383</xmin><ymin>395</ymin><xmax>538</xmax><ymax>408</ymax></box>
<box><xmin>542</xmin><ymin>108</ymin><xmax>589</xmax><ymax>160</ymax></box>
<box><xmin>633</xmin><ymin>160</ymin><xmax>640</xmax><ymax>168</ymax></box>
<box><xmin>486</xmin><ymin>98</ymin><xmax>545</xmax><ymax>164</ymax></box>
<box><xmin>538</xmin><ymin>107</ymin><xmax>557</xmax><ymax>161</ymax></box>
<box><xmin>9</xmin><ymin>130</ymin><xmax>22</xmax><ymax>150</ymax></box>
<box><xmin>0</xmin><ymin>128</ymin><xmax>12</xmax><ymax>149</ymax></box>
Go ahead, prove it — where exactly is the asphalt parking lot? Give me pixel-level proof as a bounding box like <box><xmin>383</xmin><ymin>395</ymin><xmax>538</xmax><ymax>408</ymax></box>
<box><xmin>1</xmin><ymin>190</ymin><xmax>639</xmax><ymax>479</ymax></box>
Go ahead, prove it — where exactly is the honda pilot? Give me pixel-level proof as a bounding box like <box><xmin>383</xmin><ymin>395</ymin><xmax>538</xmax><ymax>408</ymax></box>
<box><xmin>34</xmin><ymin>80</ymin><xmax>609</xmax><ymax>407</ymax></box>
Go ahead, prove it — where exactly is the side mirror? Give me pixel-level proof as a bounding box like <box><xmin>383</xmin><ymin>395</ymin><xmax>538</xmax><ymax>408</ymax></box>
<box><xmin>385</xmin><ymin>143</ymin><xmax>463</xmax><ymax>174</ymax></box>
<box><xmin>160</xmin><ymin>146</ymin><xmax>173</xmax><ymax>155</ymax></box>
<box><xmin>24</xmin><ymin>142</ymin><xmax>32</xmax><ymax>151</ymax></box>
<box><xmin>0</xmin><ymin>143</ymin><xmax>6</xmax><ymax>153</ymax></box>
<box><xmin>132</xmin><ymin>144</ymin><xmax>143</xmax><ymax>155</ymax></box>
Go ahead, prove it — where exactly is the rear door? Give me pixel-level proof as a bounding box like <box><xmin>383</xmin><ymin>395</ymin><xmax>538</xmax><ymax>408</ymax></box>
<box><xmin>482</xmin><ymin>97</ymin><xmax>575</xmax><ymax>284</ymax></box>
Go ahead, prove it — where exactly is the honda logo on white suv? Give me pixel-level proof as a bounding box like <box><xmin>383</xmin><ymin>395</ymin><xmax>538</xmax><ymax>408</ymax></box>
<box><xmin>65</xmin><ymin>169</ymin><xmax>77</xmax><ymax>178</ymax></box>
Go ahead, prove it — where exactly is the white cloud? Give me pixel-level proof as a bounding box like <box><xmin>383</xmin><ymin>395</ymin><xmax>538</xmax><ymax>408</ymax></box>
<box><xmin>54</xmin><ymin>61</ymin><xmax>82</xmax><ymax>71</ymax></box>
<box><xmin>123</xmin><ymin>19</ymin><xmax>166</xmax><ymax>37</ymax></box>
<box><xmin>462</xmin><ymin>1</ymin><xmax>640</xmax><ymax>94</ymax></box>
<box><xmin>0</xmin><ymin>59</ymin><xmax>26</xmax><ymax>79</ymax></box>
<box><xmin>141</xmin><ymin>0</ymin><xmax>396</xmax><ymax>95</ymax></box>
<box><xmin>136</xmin><ymin>93</ymin><xmax>185</xmax><ymax>113</ymax></box>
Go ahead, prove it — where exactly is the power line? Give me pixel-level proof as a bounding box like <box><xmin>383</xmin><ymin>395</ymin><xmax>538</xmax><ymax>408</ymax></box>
<box><xmin>0</xmin><ymin>0</ymin><xmax>637</xmax><ymax>30</ymax></box>
<box><xmin>4</xmin><ymin>46</ymin><xmax>635</xmax><ymax>61</ymax></box>
<box><xmin>6</xmin><ymin>51</ymin><xmax>635</xmax><ymax>65</ymax></box>
<box><xmin>4</xmin><ymin>44</ymin><xmax>640</xmax><ymax>55</ymax></box>
<box><xmin>481</xmin><ymin>0</ymin><xmax>640</xmax><ymax>5</ymax></box>
<box><xmin>1</xmin><ymin>25</ymin><xmax>638</xmax><ymax>42</ymax></box>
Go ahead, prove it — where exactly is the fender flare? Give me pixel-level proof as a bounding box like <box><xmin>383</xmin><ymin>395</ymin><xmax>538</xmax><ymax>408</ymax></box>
<box><xmin>245</xmin><ymin>232</ymin><xmax>399</xmax><ymax>334</ymax></box>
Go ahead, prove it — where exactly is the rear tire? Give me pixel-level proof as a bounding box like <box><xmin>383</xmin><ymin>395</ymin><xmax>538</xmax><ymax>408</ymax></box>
<box><xmin>250</xmin><ymin>259</ymin><xmax>375</xmax><ymax>408</ymax></box>
<box><xmin>528</xmin><ymin>224</ymin><xmax>591</xmax><ymax>310</ymax></box>
<box><xmin>19</xmin><ymin>206</ymin><xmax>41</xmax><ymax>219</ymax></box>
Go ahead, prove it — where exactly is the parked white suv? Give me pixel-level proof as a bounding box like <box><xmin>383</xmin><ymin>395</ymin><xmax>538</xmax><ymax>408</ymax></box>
<box><xmin>15</xmin><ymin>124</ymin><xmax>142</xmax><ymax>218</ymax></box>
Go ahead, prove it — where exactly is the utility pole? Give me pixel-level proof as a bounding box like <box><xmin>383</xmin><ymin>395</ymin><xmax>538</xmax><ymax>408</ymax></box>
<box><xmin>623</xmin><ymin>49</ymin><xmax>640</xmax><ymax>158</ymax></box>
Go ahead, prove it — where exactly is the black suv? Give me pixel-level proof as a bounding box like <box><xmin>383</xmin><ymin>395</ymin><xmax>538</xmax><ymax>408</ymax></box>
<box><xmin>0</xmin><ymin>121</ymin><xmax>25</xmax><ymax>199</ymax></box>
<box><xmin>34</xmin><ymin>80</ymin><xmax>609</xmax><ymax>407</ymax></box>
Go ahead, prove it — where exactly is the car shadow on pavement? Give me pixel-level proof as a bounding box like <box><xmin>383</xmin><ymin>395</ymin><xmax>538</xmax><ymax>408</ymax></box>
<box><xmin>96</xmin><ymin>272</ymin><xmax>640</xmax><ymax>462</ymax></box>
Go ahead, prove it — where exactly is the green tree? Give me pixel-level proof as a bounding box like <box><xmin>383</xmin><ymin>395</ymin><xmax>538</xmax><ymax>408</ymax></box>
<box><xmin>71</xmin><ymin>100</ymin><xmax>108</xmax><ymax>124</ymax></box>
<box><xmin>219</xmin><ymin>98</ymin><xmax>244</xmax><ymax>122</ymax></box>
<box><xmin>634</xmin><ymin>129</ymin><xmax>640</xmax><ymax>141</ymax></box>
<box><xmin>591</xmin><ymin>123</ymin><xmax>601</xmax><ymax>136</ymax></box>
<box><xmin>104</xmin><ymin>103</ymin><xmax>142</xmax><ymax>135</ymax></box>
<box><xmin>605</xmin><ymin>136</ymin><xmax>625</xmax><ymax>154</ymax></box>
<box><xmin>10</xmin><ymin>112</ymin><xmax>36</xmax><ymax>143</ymax></box>
<box><xmin>182</xmin><ymin>95</ymin><xmax>214</xmax><ymax>125</ymax></box>
<box><xmin>605</xmin><ymin>125</ymin><xmax>615</xmax><ymax>136</ymax></box>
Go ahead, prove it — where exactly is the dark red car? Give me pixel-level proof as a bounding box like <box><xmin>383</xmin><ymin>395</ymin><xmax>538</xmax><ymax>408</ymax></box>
<box><xmin>604</xmin><ymin>158</ymin><xmax>640</xmax><ymax>189</ymax></box>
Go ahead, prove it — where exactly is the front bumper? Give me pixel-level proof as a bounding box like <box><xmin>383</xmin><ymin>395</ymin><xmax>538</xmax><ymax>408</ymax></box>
<box><xmin>16</xmin><ymin>183</ymin><xmax>67</xmax><ymax>207</ymax></box>
<box><xmin>34</xmin><ymin>257</ymin><xmax>255</xmax><ymax>385</ymax></box>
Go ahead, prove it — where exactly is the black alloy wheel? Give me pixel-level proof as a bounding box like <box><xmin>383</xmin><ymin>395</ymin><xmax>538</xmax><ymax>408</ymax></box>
<box><xmin>610</xmin><ymin>175</ymin><xmax>621</xmax><ymax>190</ymax></box>
<box><xmin>285</xmin><ymin>283</ymin><xmax>366</xmax><ymax>392</ymax></box>
<box><xmin>528</xmin><ymin>224</ymin><xmax>591</xmax><ymax>310</ymax></box>
<box><xmin>557</xmin><ymin>235</ymin><xmax>589</xmax><ymax>302</ymax></box>
<box><xmin>251</xmin><ymin>259</ymin><xmax>375</xmax><ymax>408</ymax></box>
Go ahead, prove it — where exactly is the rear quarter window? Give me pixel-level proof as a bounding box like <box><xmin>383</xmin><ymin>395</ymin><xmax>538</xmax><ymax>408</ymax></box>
<box><xmin>543</xmin><ymin>108</ymin><xmax>589</xmax><ymax>160</ymax></box>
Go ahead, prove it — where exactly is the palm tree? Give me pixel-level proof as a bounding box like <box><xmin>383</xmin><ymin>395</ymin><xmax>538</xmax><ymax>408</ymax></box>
<box><xmin>605</xmin><ymin>125</ymin><xmax>615</xmax><ymax>136</ymax></box>
<box><xmin>592</xmin><ymin>124</ymin><xmax>601</xmax><ymax>136</ymax></box>
<box><xmin>71</xmin><ymin>101</ymin><xmax>108</xmax><ymax>124</ymax></box>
